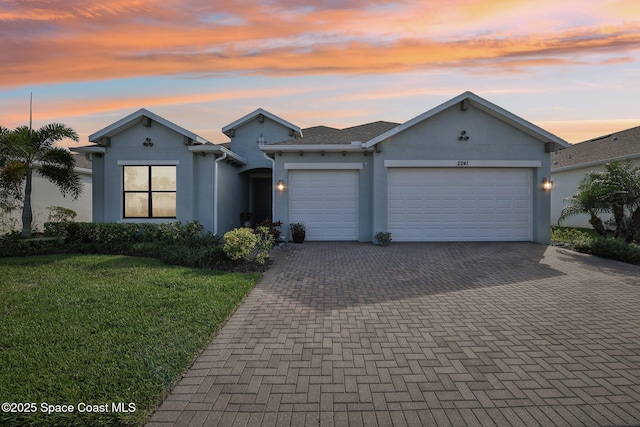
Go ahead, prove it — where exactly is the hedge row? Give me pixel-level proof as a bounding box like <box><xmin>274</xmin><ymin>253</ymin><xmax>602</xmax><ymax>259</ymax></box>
<box><xmin>0</xmin><ymin>222</ymin><xmax>269</xmax><ymax>271</ymax></box>
<box><xmin>551</xmin><ymin>227</ymin><xmax>640</xmax><ymax>265</ymax></box>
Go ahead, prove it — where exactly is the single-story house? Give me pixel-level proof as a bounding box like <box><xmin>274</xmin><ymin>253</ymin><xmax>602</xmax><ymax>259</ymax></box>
<box><xmin>0</xmin><ymin>154</ymin><xmax>92</xmax><ymax>234</ymax></box>
<box><xmin>73</xmin><ymin>91</ymin><xmax>569</xmax><ymax>243</ymax></box>
<box><xmin>550</xmin><ymin>125</ymin><xmax>640</xmax><ymax>229</ymax></box>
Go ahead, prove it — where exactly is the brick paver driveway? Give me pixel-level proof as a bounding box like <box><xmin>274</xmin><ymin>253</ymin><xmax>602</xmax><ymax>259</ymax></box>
<box><xmin>149</xmin><ymin>242</ymin><xmax>640</xmax><ymax>426</ymax></box>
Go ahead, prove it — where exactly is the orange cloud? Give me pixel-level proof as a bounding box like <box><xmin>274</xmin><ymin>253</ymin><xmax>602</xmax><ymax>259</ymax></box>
<box><xmin>1</xmin><ymin>0</ymin><xmax>638</xmax><ymax>88</ymax></box>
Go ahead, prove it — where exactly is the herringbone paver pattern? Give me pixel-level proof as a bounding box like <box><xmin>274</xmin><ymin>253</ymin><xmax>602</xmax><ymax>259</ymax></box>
<box><xmin>148</xmin><ymin>242</ymin><xmax>640</xmax><ymax>426</ymax></box>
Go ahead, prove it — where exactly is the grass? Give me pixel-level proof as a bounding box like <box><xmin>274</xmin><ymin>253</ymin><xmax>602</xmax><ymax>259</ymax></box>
<box><xmin>0</xmin><ymin>254</ymin><xmax>260</xmax><ymax>427</ymax></box>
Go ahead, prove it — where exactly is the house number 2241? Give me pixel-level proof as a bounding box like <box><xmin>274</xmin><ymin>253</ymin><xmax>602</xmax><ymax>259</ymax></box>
<box><xmin>457</xmin><ymin>161</ymin><xmax>469</xmax><ymax>166</ymax></box>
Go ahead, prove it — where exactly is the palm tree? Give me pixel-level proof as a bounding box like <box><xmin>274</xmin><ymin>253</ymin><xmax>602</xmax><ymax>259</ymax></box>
<box><xmin>0</xmin><ymin>123</ymin><xmax>81</xmax><ymax>237</ymax></box>
<box><xmin>592</xmin><ymin>161</ymin><xmax>640</xmax><ymax>241</ymax></box>
<box><xmin>558</xmin><ymin>175</ymin><xmax>608</xmax><ymax>237</ymax></box>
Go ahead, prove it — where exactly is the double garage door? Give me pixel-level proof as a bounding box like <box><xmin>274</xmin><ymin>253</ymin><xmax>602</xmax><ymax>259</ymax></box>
<box><xmin>388</xmin><ymin>168</ymin><xmax>532</xmax><ymax>242</ymax></box>
<box><xmin>288</xmin><ymin>168</ymin><xmax>532</xmax><ymax>242</ymax></box>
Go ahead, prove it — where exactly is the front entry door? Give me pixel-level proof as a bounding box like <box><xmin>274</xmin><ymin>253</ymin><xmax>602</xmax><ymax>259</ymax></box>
<box><xmin>252</xmin><ymin>177</ymin><xmax>272</xmax><ymax>225</ymax></box>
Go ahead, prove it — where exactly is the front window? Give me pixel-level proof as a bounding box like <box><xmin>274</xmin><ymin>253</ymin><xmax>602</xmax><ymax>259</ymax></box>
<box><xmin>123</xmin><ymin>165</ymin><xmax>176</xmax><ymax>218</ymax></box>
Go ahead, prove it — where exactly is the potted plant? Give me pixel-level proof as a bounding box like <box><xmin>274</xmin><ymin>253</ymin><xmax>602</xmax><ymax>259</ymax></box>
<box><xmin>290</xmin><ymin>222</ymin><xmax>306</xmax><ymax>243</ymax></box>
<box><xmin>240</xmin><ymin>212</ymin><xmax>252</xmax><ymax>227</ymax></box>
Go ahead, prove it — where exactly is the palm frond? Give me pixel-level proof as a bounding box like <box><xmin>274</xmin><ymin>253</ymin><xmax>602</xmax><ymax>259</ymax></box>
<box><xmin>38</xmin><ymin>146</ymin><xmax>76</xmax><ymax>167</ymax></box>
<box><xmin>36</xmin><ymin>123</ymin><xmax>79</xmax><ymax>147</ymax></box>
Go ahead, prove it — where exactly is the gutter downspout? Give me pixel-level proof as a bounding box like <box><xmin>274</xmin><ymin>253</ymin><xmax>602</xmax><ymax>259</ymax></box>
<box><xmin>214</xmin><ymin>153</ymin><xmax>227</xmax><ymax>235</ymax></box>
<box><xmin>263</xmin><ymin>152</ymin><xmax>276</xmax><ymax>221</ymax></box>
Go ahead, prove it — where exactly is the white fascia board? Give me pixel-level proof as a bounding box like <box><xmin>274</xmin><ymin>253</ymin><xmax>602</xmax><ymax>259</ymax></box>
<box><xmin>89</xmin><ymin>108</ymin><xmax>210</xmax><ymax>144</ymax></box>
<box><xmin>187</xmin><ymin>144</ymin><xmax>248</xmax><ymax>165</ymax></box>
<box><xmin>384</xmin><ymin>160</ymin><xmax>542</xmax><ymax>168</ymax></box>
<box><xmin>284</xmin><ymin>163</ymin><xmax>364</xmax><ymax>170</ymax></box>
<box><xmin>117</xmin><ymin>160</ymin><xmax>180</xmax><ymax>165</ymax></box>
<box><xmin>260</xmin><ymin>144</ymin><xmax>365</xmax><ymax>152</ymax></box>
<box><xmin>70</xmin><ymin>146</ymin><xmax>106</xmax><ymax>154</ymax></box>
<box><xmin>222</xmin><ymin>108</ymin><xmax>302</xmax><ymax>136</ymax></box>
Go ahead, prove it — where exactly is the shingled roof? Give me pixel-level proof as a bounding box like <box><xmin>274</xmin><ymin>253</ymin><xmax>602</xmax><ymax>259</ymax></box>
<box><xmin>272</xmin><ymin>121</ymin><xmax>399</xmax><ymax>145</ymax></box>
<box><xmin>552</xmin><ymin>125</ymin><xmax>640</xmax><ymax>170</ymax></box>
<box><xmin>72</xmin><ymin>153</ymin><xmax>92</xmax><ymax>170</ymax></box>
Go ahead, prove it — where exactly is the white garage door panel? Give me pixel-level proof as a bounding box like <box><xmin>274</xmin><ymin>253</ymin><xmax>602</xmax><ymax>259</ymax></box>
<box><xmin>389</xmin><ymin>168</ymin><xmax>532</xmax><ymax>242</ymax></box>
<box><xmin>289</xmin><ymin>170</ymin><xmax>358</xmax><ymax>241</ymax></box>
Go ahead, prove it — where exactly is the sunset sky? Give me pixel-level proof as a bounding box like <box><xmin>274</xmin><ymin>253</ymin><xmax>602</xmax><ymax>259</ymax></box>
<box><xmin>1</xmin><ymin>0</ymin><xmax>639</xmax><ymax>147</ymax></box>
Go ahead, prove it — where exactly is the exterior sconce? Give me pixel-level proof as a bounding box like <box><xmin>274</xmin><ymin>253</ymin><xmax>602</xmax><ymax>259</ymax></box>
<box><xmin>143</xmin><ymin>137</ymin><xmax>153</xmax><ymax>147</ymax></box>
<box><xmin>276</xmin><ymin>179</ymin><xmax>286</xmax><ymax>192</ymax></box>
<box><xmin>257</xmin><ymin>134</ymin><xmax>266</xmax><ymax>145</ymax></box>
<box><xmin>542</xmin><ymin>178</ymin><xmax>553</xmax><ymax>191</ymax></box>
<box><xmin>458</xmin><ymin>130</ymin><xmax>469</xmax><ymax>141</ymax></box>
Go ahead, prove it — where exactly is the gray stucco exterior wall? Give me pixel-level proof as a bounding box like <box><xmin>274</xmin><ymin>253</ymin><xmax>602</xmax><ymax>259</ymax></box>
<box><xmin>271</xmin><ymin>102</ymin><xmax>554</xmax><ymax>244</ymax></box>
<box><xmin>369</xmin><ymin>104</ymin><xmax>552</xmax><ymax>244</ymax></box>
<box><xmin>272</xmin><ymin>151</ymin><xmax>375</xmax><ymax>241</ymax></box>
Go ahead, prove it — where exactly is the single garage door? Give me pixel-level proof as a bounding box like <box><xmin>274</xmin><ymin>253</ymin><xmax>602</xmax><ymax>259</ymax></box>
<box><xmin>289</xmin><ymin>170</ymin><xmax>359</xmax><ymax>240</ymax></box>
<box><xmin>388</xmin><ymin>168</ymin><xmax>532</xmax><ymax>242</ymax></box>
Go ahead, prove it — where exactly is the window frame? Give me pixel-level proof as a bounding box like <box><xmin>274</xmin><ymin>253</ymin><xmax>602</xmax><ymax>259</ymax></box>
<box><xmin>122</xmin><ymin>165</ymin><xmax>177</xmax><ymax>219</ymax></box>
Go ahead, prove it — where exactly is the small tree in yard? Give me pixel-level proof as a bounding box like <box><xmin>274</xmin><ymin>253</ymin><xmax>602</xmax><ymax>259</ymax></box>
<box><xmin>560</xmin><ymin>160</ymin><xmax>640</xmax><ymax>243</ymax></box>
<box><xmin>0</xmin><ymin>123</ymin><xmax>81</xmax><ymax>237</ymax></box>
<box><xmin>559</xmin><ymin>174</ymin><xmax>608</xmax><ymax>237</ymax></box>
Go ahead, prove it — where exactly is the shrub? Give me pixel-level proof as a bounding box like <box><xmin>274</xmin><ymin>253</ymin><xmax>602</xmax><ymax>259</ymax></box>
<box><xmin>223</xmin><ymin>228</ymin><xmax>260</xmax><ymax>262</ymax></box>
<box><xmin>375</xmin><ymin>232</ymin><xmax>392</xmax><ymax>246</ymax></box>
<box><xmin>47</xmin><ymin>206</ymin><xmax>77</xmax><ymax>222</ymax></box>
<box><xmin>223</xmin><ymin>227</ymin><xmax>274</xmax><ymax>265</ymax></box>
<box><xmin>590</xmin><ymin>238</ymin><xmax>640</xmax><ymax>265</ymax></box>
<box><xmin>551</xmin><ymin>227</ymin><xmax>594</xmax><ymax>251</ymax></box>
<box><xmin>254</xmin><ymin>226</ymin><xmax>275</xmax><ymax>264</ymax></box>
<box><xmin>257</xmin><ymin>218</ymin><xmax>282</xmax><ymax>241</ymax></box>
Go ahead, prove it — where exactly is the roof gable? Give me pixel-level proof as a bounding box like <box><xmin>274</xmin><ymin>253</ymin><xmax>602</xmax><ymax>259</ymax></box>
<box><xmin>222</xmin><ymin>108</ymin><xmax>301</xmax><ymax>138</ymax></box>
<box><xmin>364</xmin><ymin>91</ymin><xmax>569</xmax><ymax>149</ymax></box>
<box><xmin>89</xmin><ymin>108</ymin><xmax>209</xmax><ymax>145</ymax></box>
<box><xmin>552</xmin><ymin>125</ymin><xmax>640</xmax><ymax>170</ymax></box>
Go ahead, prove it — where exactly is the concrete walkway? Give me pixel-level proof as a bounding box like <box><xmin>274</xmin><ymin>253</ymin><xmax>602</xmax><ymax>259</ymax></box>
<box><xmin>148</xmin><ymin>242</ymin><xmax>640</xmax><ymax>426</ymax></box>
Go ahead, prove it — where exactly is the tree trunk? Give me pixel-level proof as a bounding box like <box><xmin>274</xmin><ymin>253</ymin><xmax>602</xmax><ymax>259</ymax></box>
<box><xmin>588</xmin><ymin>214</ymin><xmax>607</xmax><ymax>237</ymax></box>
<box><xmin>21</xmin><ymin>169</ymin><xmax>33</xmax><ymax>238</ymax></box>
<box><xmin>612</xmin><ymin>204</ymin><xmax>625</xmax><ymax>239</ymax></box>
<box><xmin>625</xmin><ymin>208</ymin><xmax>640</xmax><ymax>243</ymax></box>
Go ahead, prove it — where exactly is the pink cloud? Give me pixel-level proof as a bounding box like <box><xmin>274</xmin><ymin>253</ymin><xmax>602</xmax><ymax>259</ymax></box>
<box><xmin>0</xmin><ymin>0</ymin><xmax>638</xmax><ymax>88</ymax></box>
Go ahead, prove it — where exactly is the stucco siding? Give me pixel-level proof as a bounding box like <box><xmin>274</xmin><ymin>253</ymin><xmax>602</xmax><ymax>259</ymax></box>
<box><xmin>230</xmin><ymin>118</ymin><xmax>293</xmax><ymax>172</ymax></box>
<box><xmin>371</xmin><ymin>104</ymin><xmax>552</xmax><ymax>244</ymax></box>
<box><xmin>273</xmin><ymin>151</ymin><xmax>374</xmax><ymax>241</ymax></box>
<box><xmin>99</xmin><ymin>120</ymin><xmax>195</xmax><ymax>225</ymax></box>
<box><xmin>215</xmin><ymin>160</ymin><xmax>246</xmax><ymax>235</ymax></box>
<box><xmin>193</xmin><ymin>154</ymin><xmax>215</xmax><ymax>232</ymax></box>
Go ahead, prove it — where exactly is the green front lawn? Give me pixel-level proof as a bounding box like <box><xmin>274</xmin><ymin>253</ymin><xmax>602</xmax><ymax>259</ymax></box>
<box><xmin>0</xmin><ymin>254</ymin><xmax>260</xmax><ymax>427</ymax></box>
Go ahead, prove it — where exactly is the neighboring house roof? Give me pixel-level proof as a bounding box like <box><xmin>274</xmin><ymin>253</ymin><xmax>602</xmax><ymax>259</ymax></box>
<box><xmin>365</xmin><ymin>91</ymin><xmax>570</xmax><ymax>149</ymax></box>
<box><xmin>273</xmin><ymin>121</ymin><xmax>400</xmax><ymax>146</ymax></box>
<box><xmin>72</xmin><ymin>153</ymin><xmax>92</xmax><ymax>171</ymax></box>
<box><xmin>88</xmin><ymin>108</ymin><xmax>209</xmax><ymax>145</ymax></box>
<box><xmin>552</xmin><ymin>125</ymin><xmax>640</xmax><ymax>171</ymax></box>
<box><xmin>222</xmin><ymin>108</ymin><xmax>302</xmax><ymax>138</ymax></box>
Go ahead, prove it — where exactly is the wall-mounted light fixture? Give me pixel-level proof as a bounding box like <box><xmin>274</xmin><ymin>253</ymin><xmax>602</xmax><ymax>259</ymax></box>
<box><xmin>143</xmin><ymin>137</ymin><xmax>153</xmax><ymax>147</ymax></box>
<box><xmin>257</xmin><ymin>134</ymin><xmax>266</xmax><ymax>145</ymax></box>
<box><xmin>542</xmin><ymin>178</ymin><xmax>553</xmax><ymax>191</ymax></box>
<box><xmin>458</xmin><ymin>130</ymin><xmax>469</xmax><ymax>141</ymax></box>
<box><xmin>276</xmin><ymin>179</ymin><xmax>286</xmax><ymax>192</ymax></box>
